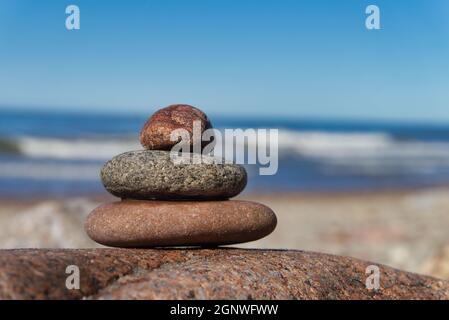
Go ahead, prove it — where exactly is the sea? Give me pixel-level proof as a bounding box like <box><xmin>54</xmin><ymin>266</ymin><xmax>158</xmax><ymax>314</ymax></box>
<box><xmin>2</xmin><ymin>109</ymin><xmax>449</xmax><ymax>198</ymax></box>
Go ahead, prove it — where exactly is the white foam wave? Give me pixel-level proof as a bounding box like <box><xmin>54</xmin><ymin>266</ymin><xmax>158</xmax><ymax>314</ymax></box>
<box><xmin>0</xmin><ymin>162</ymin><xmax>102</xmax><ymax>180</ymax></box>
<box><xmin>277</xmin><ymin>130</ymin><xmax>394</xmax><ymax>155</ymax></box>
<box><xmin>9</xmin><ymin>131</ymin><xmax>449</xmax><ymax>162</ymax></box>
<box><xmin>16</xmin><ymin>137</ymin><xmax>140</xmax><ymax>160</ymax></box>
<box><xmin>8</xmin><ymin>131</ymin><xmax>397</xmax><ymax>161</ymax></box>
<box><xmin>276</xmin><ymin>130</ymin><xmax>449</xmax><ymax>175</ymax></box>
<box><xmin>4</xmin><ymin>131</ymin><xmax>449</xmax><ymax>178</ymax></box>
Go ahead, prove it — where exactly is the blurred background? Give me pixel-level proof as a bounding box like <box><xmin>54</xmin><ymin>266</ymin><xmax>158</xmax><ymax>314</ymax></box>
<box><xmin>1</xmin><ymin>0</ymin><xmax>449</xmax><ymax>279</ymax></box>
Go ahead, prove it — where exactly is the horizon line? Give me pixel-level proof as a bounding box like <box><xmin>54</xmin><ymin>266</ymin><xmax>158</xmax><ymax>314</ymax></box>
<box><xmin>1</xmin><ymin>104</ymin><xmax>449</xmax><ymax>127</ymax></box>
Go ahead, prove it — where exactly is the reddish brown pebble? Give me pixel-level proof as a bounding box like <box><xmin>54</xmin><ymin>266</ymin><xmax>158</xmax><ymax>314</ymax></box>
<box><xmin>139</xmin><ymin>104</ymin><xmax>212</xmax><ymax>151</ymax></box>
<box><xmin>85</xmin><ymin>200</ymin><xmax>277</xmax><ymax>247</ymax></box>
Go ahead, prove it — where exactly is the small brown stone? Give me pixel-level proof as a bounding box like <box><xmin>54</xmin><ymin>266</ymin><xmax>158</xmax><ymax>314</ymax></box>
<box><xmin>140</xmin><ymin>104</ymin><xmax>212</xmax><ymax>151</ymax></box>
<box><xmin>85</xmin><ymin>200</ymin><xmax>277</xmax><ymax>247</ymax></box>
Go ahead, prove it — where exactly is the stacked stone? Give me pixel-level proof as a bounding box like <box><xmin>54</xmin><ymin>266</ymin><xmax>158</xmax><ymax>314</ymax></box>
<box><xmin>85</xmin><ymin>105</ymin><xmax>277</xmax><ymax>247</ymax></box>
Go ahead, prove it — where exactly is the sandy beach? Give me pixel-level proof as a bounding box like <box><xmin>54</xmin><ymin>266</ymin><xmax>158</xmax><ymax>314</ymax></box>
<box><xmin>1</xmin><ymin>187</ymin><xmax>448</xmax><ymax>280</ymax></box>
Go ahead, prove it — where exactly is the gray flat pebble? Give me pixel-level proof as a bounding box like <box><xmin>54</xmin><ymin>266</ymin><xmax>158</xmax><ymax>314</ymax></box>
<box><xmin>101</xmin><ymin>150</ymin><xmax>247</xmax><ymax>200</ymax></box>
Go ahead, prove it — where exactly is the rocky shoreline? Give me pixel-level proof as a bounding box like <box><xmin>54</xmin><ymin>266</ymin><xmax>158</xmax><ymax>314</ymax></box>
<box><xmin>1</xmin><ymin>248</ymin><xmax>448</xmax><ymax>300</ymax></box>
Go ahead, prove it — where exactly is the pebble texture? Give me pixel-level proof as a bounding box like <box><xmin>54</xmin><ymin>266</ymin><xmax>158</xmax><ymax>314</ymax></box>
<box><xmin>101</xmin><ymin>150</ymin><xmax>247</xmax><ymax>200</ymax></box>
<box><xmin>140</xmin><ymin>104</ymin><xmax>212</xmax><ymax>151</ymax></box>
<box><xmin>85</xmin><ymin>200</ymin><xmax>277</xmax><ymax>247</ymax></box>
<box><xmin>0</xmin><ymin>249</ymin><xmax>448</xmax><ymax>300</ymax></box>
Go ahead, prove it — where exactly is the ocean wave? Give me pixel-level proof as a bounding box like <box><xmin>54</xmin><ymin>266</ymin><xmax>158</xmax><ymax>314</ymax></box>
<box><xmin>276</xmin><ymin>130</ymin><xmax>449</xmax><ymax>159</ymax></box>
<box><xmin>0</xmin><ymin>162</ymin><xmax>102</xmax><ymax>180</ymax></box>
<box><xmin>278</xmin><ymin>130</ymin><xmax>440</xmax><ymax>178</ymax></box>
<box><xmin>2</xmin><ymin>131</ymin><xmax>449</xmax><ymax>177</ymax></box>
<box><xmin>277</xmin><ymin>130</ymin><xmax>393</xmax><ymax>154</ymax></box>
<box><xmin>0</xmin><ymin>136</ymin><xmax>140</xmax><ymax>160</ymax></box>
<box><xmin>276</xmin><ymin>130</ymin><xmax>449</xmax><ymax>175</ymax></box>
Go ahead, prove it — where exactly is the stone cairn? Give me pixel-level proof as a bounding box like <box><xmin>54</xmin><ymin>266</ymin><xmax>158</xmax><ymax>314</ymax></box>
<box><xmin>85</xmin><ymin>104</ymin><xmax>277</xmax><ymax>247</ymax></box>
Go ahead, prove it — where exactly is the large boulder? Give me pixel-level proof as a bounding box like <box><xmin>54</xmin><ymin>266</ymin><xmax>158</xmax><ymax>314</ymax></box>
<box><xmin>0</xmin><ymin>249</ymin><xmax>447</xmax><ymax>300</ymax></box>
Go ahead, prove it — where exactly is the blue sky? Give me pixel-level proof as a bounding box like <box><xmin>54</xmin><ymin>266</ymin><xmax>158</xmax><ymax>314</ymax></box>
<box><xmin>0</xmin><ymin>0</ymin><xmax>448</xmax><ymax>122</ymax></box>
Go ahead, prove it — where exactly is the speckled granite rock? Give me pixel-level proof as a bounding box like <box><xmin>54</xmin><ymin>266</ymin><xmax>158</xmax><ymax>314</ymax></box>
<box><xmin>101</xmin><ymin>150</ymin><xmax>247</xmax><ymax>200</ymax></box>
<box><xmin>85</xmin><ymin>200</ymin><xmax>277</xmax><ymax>247</ymax></box>
<box><xmin>0</xmin><ymin>249</ymin><xmax>448</xmax><ymax>300</ymax></box>
<box><xmin>140</xmin><ymin>104</ymin><xmax>212</xmax><ymax>151</ymax></box>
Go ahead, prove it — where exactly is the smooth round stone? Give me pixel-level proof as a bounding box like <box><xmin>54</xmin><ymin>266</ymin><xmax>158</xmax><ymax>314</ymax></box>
<box><xmin>140</xmin><ymin>104</ymin><xmax>212</xmax><ymax>151</ymax></box>
<box><xmin>101</xmin><ymin>150</ymin><xmax>247</xmax><ymax>200</ymax></box>
<box><xmin>85</xmin><ymin>200</ymin><xmax>277</xmax><ymax>247</ymax></box>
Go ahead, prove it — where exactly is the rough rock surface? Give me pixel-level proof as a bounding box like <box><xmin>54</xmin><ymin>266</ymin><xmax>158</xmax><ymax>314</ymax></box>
<box><xmin>140</xmin><ymin>104</ymin><xmax>212</xmax><ymax>151</ymax></box>
<box><xmin>85</xmin><ymin>200</ymin><xmax>277</xmax><ymax>247</ymax></box>
<box><xmin>0</xmin><ymin>249</ymin><xmax>447</xmax><ymax>300</ymax></box>
<box><xmin>101</xmin><ymin>150</ymin><xmax>247</xmax><ymax>200</ymax></box>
